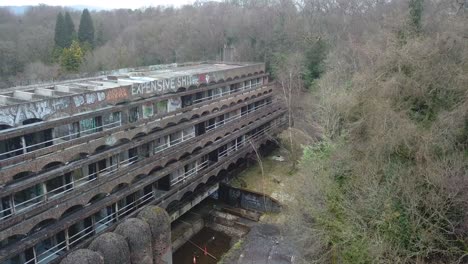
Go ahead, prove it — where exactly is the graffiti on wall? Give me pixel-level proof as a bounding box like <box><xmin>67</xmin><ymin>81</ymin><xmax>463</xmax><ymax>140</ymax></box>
<box><xmin>131</xmin><ymin>75</ymin><xmax>200</xmax><ymax>96</ymax></box>
<box><xmin>106</xmin><ymin>87</ymin><xmax>128</xmax><ymax>102</ymax></box>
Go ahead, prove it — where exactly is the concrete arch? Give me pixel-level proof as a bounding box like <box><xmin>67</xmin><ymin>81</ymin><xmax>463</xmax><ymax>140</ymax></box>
<box><xmin>22</xmin><ymin>118</ymin><xmax>43</xmax><ymax>125</ymax></box>
<box><xmin>193</xmin><ymin>183</ymin><xmax>206</xmax><ymax>193</ymax></box>
<box><xmin>28</xmin><ymin>218</ymin><xmax>57</xmax><ymax>235</ymax></box>
<box><xmin>0</xmin><ymin>124</ymin><xmax>13</xmax><ymax>130</ymax></box>
<box><xmin>220</xmin><ymin>105</ymin><xmax>229</xmax><ymax>110</ymax></box>
<box><xmin>212</xmin><ymin>107</ymin><xmax>219</xmax><ymax>113</ymax></box>
<box><xmin>192</xmin><ymin>146</ymin><xmax>203</xmax><ymax>153</ymax></box>
<box><xmin>177</xmin><ymin>118</ymin><xmax>189</xmax><ymax>124</ymax></box>
<box><xmin>61</xmin><ymin>205</ymin><xmax>85</xmax><ymax>219</ymax></box>
<box><xmin>94</xmin><ymin>144</ymin><xmax>111</xmax><ymax>153</ymax></box>
<box><xmin>70</xmin><ymin>152</ymin><xmax>89</xmax><ymax>162</ymax></box>
<box><xmin>149</xmin><ymin>166</ymin><xmax>163</xmax><ymax>175</ymax></box>
<box><xmin>165</xmin><ymin>200</ymin><xmax>180</xmax><ymax>212</ymax></box>
<box><xmin>180</xmin><ymin>191</ymin><xmax>193</xmax><ymax>201</ymax></box>
<box><xmin>190</xmin><ymin>114</ymin><xmax>200</xmax><ymax>120</ymax></box>
<box><xmin>164</xmin><ymin>159</ymin><xmax>178</xmax><ymax>168</ymax></box>
<box><xmin>88</xmin><ymin>193</ymin><xmax>107</xmax><ymax>204</ymax></box>
<box><xmin>111</xmin><ymin>183</ymin><xmax>129</xmax><ymax>194</ymax></box>
<box><xmin>178</xmin><ymin>152</ymin><xmax>191</xmax><ymax>160</ymax></box>
<box><xmin>165</xmin><ymin>122</ymin><xmax>177</xmax><ymax>128</ymax></box>
<box><xmin>177</xmin><ymin>87</ymin><xmax>187</xmax><ymax>92</ymax></box>
<box><xmin>41</xmin><ymin>161</ymin><xmax>65</xmax><ymax>172</ymax></box>
<box><xmin>12</xmin><ymin>171</ymin><xmax>34</xmax><ymax>181</ymax></box>
<box><xmin>206</xmin><ymin>175</ymin><xmax>217</xmax><ymax>185</ymax></box>
<box><xmin>201</xmin><ymin>111</ymin><xmax>210</xmax><ymax>116</ymax></box>
<box><xmin>132</xmin><ymin>132</ymin><xmax>147</xmax><ymax>140</ymax></box>
<box><xmin>131</xmin><ymin>174</ymin><xmax>147</xmax><ymax>183</ymax></box>
<box><xmin>188</xmin><ymin>85</ymin><xmax>198</xmax><ymax>91</ymax></box>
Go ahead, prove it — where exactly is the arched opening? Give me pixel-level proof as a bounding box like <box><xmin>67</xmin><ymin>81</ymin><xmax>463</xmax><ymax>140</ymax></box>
<box><xmin>12</xmin><ymin>171</ymin><xmax>34</xmax><ymax>181</ymax></box>
<box><xmin>88</xmin><ymin>193</ymin><xmax>107</xmax><ymax>205</ymax></box>
<box><xmin>29</xmin><ymin>218</ymin><xmax>57</xmax><ymax>234</ymax></box>
<box><xmin>132</xmin><ymin>132</ymin><xmax>146</xmax><ymax>140</ymax></box>
<box><xmin>42</xmin><ymin>161</ymin><xmax>64</xmax><ymax>172</ymax></box>
<box><xmin>61</xmin><ymin>205</ymin><xmax>84</xmax><ymax>219</ymax></box>
<box><xmin>94</xmin><ymin>144</ymin><xmax>111</xmax><ymax>153</ymax></box>
<box><xmin>111</xmin><ymin>183</ymin><xmax>129</xmax><ymax>194</ymax></box>
<box><xmin>69</xmin><ymin>152</ymin><xmax>88</xmax><ymax>162</ymax></box>
<box><xmin>166</xmin><ymin>200</ymin><xmax>180</xmax><ymax>213</ymax></box>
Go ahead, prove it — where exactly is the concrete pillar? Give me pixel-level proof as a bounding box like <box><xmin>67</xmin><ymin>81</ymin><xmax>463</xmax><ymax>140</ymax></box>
<box><xmin>115</xmin><ymin>218</ymin><xmax>153</xmax><ymax>264</ymax></box>
<box><xmin>137</xmin><ymin>206</ymin><xmax>172</xmax><ymax>264</ymax></box>
<box><xmin>89</xmin><ymin>232</ymin><xmax>131</xmax><ymax>264</ymax></box>
<box><xmin>60</xmin><ymin>249</ymin><xmax>104</xmax><ymax>264</ymax></box>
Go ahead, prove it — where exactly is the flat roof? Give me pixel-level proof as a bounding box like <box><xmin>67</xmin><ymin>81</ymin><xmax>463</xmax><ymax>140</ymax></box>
<box><xmin>0</xmin><ymin>61</ymin><xmax>266</xmax><ymax>127</ymax></box>
<box><xmin>0</xmin><ymin>61</ymin><xmax>262</xmax><ymax>107</ymax></box>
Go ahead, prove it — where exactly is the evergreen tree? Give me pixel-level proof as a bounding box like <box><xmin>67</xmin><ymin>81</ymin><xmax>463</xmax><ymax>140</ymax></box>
<box><xmin>78</xmin><ymin>9</ymin><xmax>95</xmax><ymax>47</ymax></box>
<box><xmin>54</xmin><ymin>12</ymin><xmax>66</xmax><ymax>48</ymax></box>
<box><xmin>304</xmin><ymin>38</ymin><xmax>328</xmax><ymax>85</ymax></box>
<box><xmin>95</xmin><ymin>22</ymin><xmax>105</xmax><ymax>47</ymax></box>
<box><xmin>63</xmin><ymin>12</ymin><xmax>76</xmax><ymax>48</ymax></box>
<box><xmin>409</xmin><ymin>0</ymin><xmax>424</xmax><ymax>32</ymax></box>
<box><xmin>61</xmin><ymin>40</ymin><xmax>83</xmax><ymax>72</ymax></box>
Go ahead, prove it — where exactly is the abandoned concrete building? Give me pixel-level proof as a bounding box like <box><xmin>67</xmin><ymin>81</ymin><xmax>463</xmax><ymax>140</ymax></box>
<box><xmin>0</xmin><ymin>61</ymin><xmax>287</xmax><ymax>263</ymax></box>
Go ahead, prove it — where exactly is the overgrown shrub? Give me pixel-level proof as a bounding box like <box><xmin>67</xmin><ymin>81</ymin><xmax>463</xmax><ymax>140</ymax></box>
<box><xmin>289</xmin><ymin>4</ymin><xmax>468</xmax><ymax>263</ymax></box>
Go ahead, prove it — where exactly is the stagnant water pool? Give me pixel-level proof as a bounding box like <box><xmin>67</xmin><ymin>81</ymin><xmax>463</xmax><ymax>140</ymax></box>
<box><xmin>173</xmin><ymin>227</ymin><xmax>232</xmax><ymax>264</ymax></box>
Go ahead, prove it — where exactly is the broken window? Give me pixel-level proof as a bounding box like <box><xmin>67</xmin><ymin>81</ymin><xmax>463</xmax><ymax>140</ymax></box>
<box><xmin>54</xmin><ymin>123</ymin><xmax>75</xmax><ymax>143</ymax></box>
<box><xmin>0</xmin><ymin>196</ymin><xmax>12</xmax><ymax>219</ymax></box>
<box><xmin>181</xmin><ymin>94</ymin><xmax>193</xmax><ymax>108</ymax></box>
<box><xmin>154</xmin><ymin>100</ymin><xmax>168</xmax><ymax>115</ymax></box>
<box><xmin>14</xmin><ymin>184</ymin><xmax>44</xmax><ymax>212</ymax></box>
<box><xmin>93</xmin><ymin>206</ymin><xmax>114</xmax><ymax>233</ymax></box>
<box><xmin>24</xmin><ymin>128</ymin><xmax>53</xmax><ymax>152</ymax></box>
<box><xmin>0</xmin><ymin>136</ymin><xmax>22</xmax><ymax>160</ymax></box>
<box><xmin>35</xmin><ymin>231</ymin><xmax>66</xmax><ymax>263</ymax></box>
<box><xmin>142</xmin><ymin>103</ymin><xmax>154</xmax><ymax>119</ymax></box>
<box><xmin>79</xmin><ymin>116</ymin><xmax>102</xmax><ymax>136</ymax></box>
<box><xmin>68</xmin><ymin>217</ymin><xmax>93</xmax><ymax>246</ymax></box>
<box><xmin>45</xmin><ymin>174</ymin><xmax>72</xmax><ymax>198</ymax></box>
<box><xmin>128</xmin><ymin>107</ymin><xmax>140</xmax><ymax>123</ymax></box>
<box><xmin>103</xmin><ymin>111</ymin><xmax>121</xmax><ymax>129</ymax></box>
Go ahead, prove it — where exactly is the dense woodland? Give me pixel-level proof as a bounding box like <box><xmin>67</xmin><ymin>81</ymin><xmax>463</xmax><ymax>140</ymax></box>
<box><xmin>0</xmin><ymin>0</ymin><xmax>330</xmax><ymax>88</ymax></box>
<box><xmin>1</xmin><ymin>0</ymin><xmax>467</xmax><ymax>263</ymax></box>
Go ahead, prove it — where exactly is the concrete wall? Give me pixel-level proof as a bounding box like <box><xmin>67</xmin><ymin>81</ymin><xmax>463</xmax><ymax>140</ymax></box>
<box><xmin>218</xmin><ymin>184</ymin><xmax>281</xmax><ymax>213</ymax></box>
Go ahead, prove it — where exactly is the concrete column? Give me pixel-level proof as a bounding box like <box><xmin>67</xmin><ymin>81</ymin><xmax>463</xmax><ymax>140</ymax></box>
<box><xmin>89</xmin><ymin>232</ymin><xmax>131</xmax><ymax>264</ymax></box>
<box><xmin>115</xmin><ymin>218</ymin><xmax>153</xmax><ymax>264</ymax></box>
<box><xmin>137</xmin><ymin>206</ymin><xmax>172</xmax><ymax>264</ymax></box>
<box><xmin>60</xmin><ymin>249</ymin><xmax>104</xmax><ymax>264</ymax></box>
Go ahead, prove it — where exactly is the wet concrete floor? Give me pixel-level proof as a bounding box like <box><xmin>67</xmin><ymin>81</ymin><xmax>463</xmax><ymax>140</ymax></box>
<box><xmin>173</xmin><ymin>227</ymin><xmax>232</xmax><ymax>264</ymax></box>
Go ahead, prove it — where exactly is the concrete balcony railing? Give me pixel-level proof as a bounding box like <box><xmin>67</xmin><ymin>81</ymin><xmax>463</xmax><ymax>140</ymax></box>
<box><xmin>0</xmin><ymin>83</ymin><xmax>274</xmax><ymax>181</ymax></box>
<box><xmin>0</xmin><ymin>103</ymin><xmax>285</xmax><ymax>238</ymax></box>
<box><xmin>0</xmin><ymin>118</ymin><xmax>287</xmax><ymax>264</ymax></box>
<box><xmin>0</xmin><ymin>75</ymin><xmax>269</xmax><ymax>169</ymax></box>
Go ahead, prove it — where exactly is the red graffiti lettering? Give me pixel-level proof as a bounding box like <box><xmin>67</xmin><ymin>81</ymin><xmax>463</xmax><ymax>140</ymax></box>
<box><xmin>106</xmin><ymin>88</ymin><xmax>128</xmax><ymax>101</ymax></box>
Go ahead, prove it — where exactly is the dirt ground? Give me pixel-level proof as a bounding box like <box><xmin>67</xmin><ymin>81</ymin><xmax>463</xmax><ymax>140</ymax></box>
<box><xmin>220</xmin><ymin>127</ymin><xmax>313</xmax><ymax>263</ymax></box>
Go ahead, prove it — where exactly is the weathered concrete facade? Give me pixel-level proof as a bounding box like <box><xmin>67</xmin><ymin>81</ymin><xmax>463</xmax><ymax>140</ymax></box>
<box><xmin>0</xmin><ymin>62</ymin><xmax>287</xmax><ymax>263</ymax></box>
